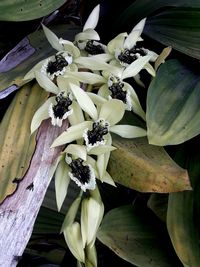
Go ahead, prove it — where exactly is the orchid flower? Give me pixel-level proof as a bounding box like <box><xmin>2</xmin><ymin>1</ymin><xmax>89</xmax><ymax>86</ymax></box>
<box><xmin>107</xmin><ymin>18</ymin><xmax>158</xmax><ymax>76</ymax></box>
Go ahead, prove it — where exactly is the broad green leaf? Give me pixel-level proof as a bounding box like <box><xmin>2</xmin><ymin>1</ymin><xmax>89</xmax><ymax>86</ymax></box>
<box><xmin>0</xmin><ymin>25</ymin><xmax>80</xmax><ymax>94</ymax></box>
<box><xmin>0</xmin><ymin>0</ymin><xmax>65</xmax><ymax>21</ymax></box>
<box><xmin>146</xmin><ymin>59</ymin><xmax>200</xmax><ymax>146</ymax></box>
<box><xmin>98</xmin><ymin>205</ymin><xmax>175</xmax><ymax>267</ymax></box>
<box><xmin>147</xmin><ymin>193</ymin><xmax>168</xmax><ymax>222</ymax></box>
<box><xmin>108</xmin><ymin>135</ymin><xmax>191</xmax><ymax>193</ymax></box>
<box><xmin>145</xmin><ymin>8</ymin><xmax>200</xmax><ymax>59</ymax></box>
<box><xmin>116</xmin><ymin>0</ymin><xmax>200</xmax><ymax>31</ymax></box>
<box><xmin>167</xmin><ymin>139</ymin><xmax>200</xmax><ymax>267</ymax></box>
<box><xmin>0</xmin><ymin>83</ymin><xmax>48</xmax><ymax>203</ymax></box>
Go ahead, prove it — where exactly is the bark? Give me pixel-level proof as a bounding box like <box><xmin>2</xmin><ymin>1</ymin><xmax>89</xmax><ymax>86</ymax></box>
<box><xmin>0</xmin><ymin>120</ymin><xmax>66</xmax><ymax>267</ymax></box>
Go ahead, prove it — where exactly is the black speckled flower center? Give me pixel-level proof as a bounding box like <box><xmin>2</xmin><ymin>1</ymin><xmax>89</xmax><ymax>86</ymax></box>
<box><xmin>53</xmin><ymin>92</ymin><xmax>72</xmax><ymax>119</ymax></box>
<box><xmin>69</xmin><ymin>157</ymin><xmax>90</xmax><ymax>184</ymax></box>
<box><xmin>85</xmin><ymin>40</ymin><xmax>105</xmax><ymax>55</ymax></box>
<box><xmin>109</xmin><ymin>81</ymin><xmax>127</xmax><ymax>103</ymax></box>
<box><xmin>118</xmin><ymin>46</ymin><xmax>147</xmax><ymax>65</ymax></box>
<box><xmin>47</xmin><ymin>54</ymin><xmax>69</xmax><ymax>75</ymax></box>
<box><xmin>87</xmin><ymin>121</ymin><xmax>109</xmax><ymax>145</ymax></box>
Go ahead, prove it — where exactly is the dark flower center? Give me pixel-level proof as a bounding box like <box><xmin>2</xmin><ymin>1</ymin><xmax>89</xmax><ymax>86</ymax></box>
<box><xmin>85</xmin><ymin>40</ymin><xmax>105</xmax><ymax>55</ymax></box>
<box><xmin>47</xmin><ymin>53</ymin><xmax>69</xmax><ymax>75</ymax></box>
<box><xmin>86</xmin><ymin>121</ymin><xmax>109</xmax><ymax>145</ymax></box>
<box><xmin>53</xmin><ymin>92</ymin><xmax>72</xmax><ymax>119</ymax></box>
<box><xmin>69</xmin><ymin>157</ymin><xmax>91</xmax><ymax>185</ymax></box>
<box><xmin>118</xmin><ymin>46</ymin><xmax>147</xmax><ymax>65</ymax></box>
<box><xmin>109</xmin><ymin>80</ymin><xmax>127</xmax><ymax>103</ymax></box>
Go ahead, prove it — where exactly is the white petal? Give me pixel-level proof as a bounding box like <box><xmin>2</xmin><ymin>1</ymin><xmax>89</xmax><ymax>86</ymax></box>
<box><xmin>110</xmin><ymin>125</ymin><xmax>147</xmax><ymax>138</ymax></box>
<box><xmin>87</xmin><ymin>92</ymin><xmax>107</xmax><ymax>106</ymax></box>
<box><xmin>83</xmin><ymin>5</ymin><xmax>100</xmax><ymax>31</ymax></box>
<box><xmin>69</xmin><ymin>83</ymin><xmax>98</xmax><ymax>121</ymax></box>
<box><xmin>35</xmin><ymin>71</ymin><xmax>59</xmax><ymax>94</ymax></box>
<box><xmin>31</xmin><ymin>97</ymin><xmax>54</xmax><ymax>134</ymax></box>
<box><xmin>107</xmin><ymin>32</ymin><xmax>127</xmax><ymax>54</ymax></box>
<box><xmin>42</xmin><ymin>24</ymin><xmax>63</xmax><ymax>51</ymax></box>
<box><xmin>23</xmin><ymin>60</ymin><xmax>45</xmax><ymax>81</ymax></box>
<box><xmin>97</xmin><ymin>84</ymin><xmax>110</xmax><ymax>99</ymax></box>
<box><xmin>64</xmin><ymin>71</ymin><xmax>106</xmax><ymax>84</ymax></box>
<box><xmin>75</xmin><ymin>28</ymin><xmax>100</xmax><ymax>42</ymax></box>
<box><xmin>59</xmin><ymin>39</ymin><xmax>80</xmax><ymax>58</ymax></box>
<box><xmin>134</xmin><ymin>73</ymin><xmax>145</xmax><ymax>88</ymax></box>
<box><xmin>122</xmin><ymin>55</ymin><xmax>151</xmax><ymax>79</ymax></box>
<box><xmin>64</xmin><ymin>144</ymin><xmax>87</xmax><ymax>161</ymax></box>
<box><xmin>144</xmin><ymin>62</ymin><xmax>156</xmax><ymax>77</ymax></box>
<box><xmin>55</xmin><ymin>160</ymin><xmax>71</xmax><ymax>211</ymax></box>
<box><xmin>124</xmin><ymin>30</ymin><xmax>141</xmax><ymax>50</ymax></box>
<box><xmin>68</xmin><ymin>101</ymin><xmax>85</xmax><ymax>126</ymax></box>
<box><xmin>131</xmin><ymin>18</ymin><xmax>146</xmax><ymax>34</ymax></box>
<box><xmin>103</xmin><ymin>171</ymin><xmax>116</xmax><ymax>187</ymax></box>
<box><xmin>88</xmin><ymin>145</ymin><xmax>116</xmax><ymax>155</ymax></box>
<box><xmin>99</xmin><ymin>99</ymin><xmax>125</xmax><ymax>126</ymax></box>
<box><xmin>51</xmin><ymin>121</ymin><xmax>92</xmax><ymax>147</ymax></box>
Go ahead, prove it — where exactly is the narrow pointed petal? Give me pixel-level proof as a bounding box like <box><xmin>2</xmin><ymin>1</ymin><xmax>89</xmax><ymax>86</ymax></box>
<box><xmin>155</xmin><ymin>46</ymin><xmax>172</xmax><ymax>71</ymax></box>
<box><xmin>69</xmin><ymin>83</ymin><xmax>98</xmax><ymax>121</ymax></box>
<box><xmin>85</xmin><ymin>244</ymin><xmax>97</xmax><ymax>267</ymax></box>
<box><xmin>55</xmin><ymin>160</ymin><xmax>71</xmax><ymax>211</ymax></box>
<box><xmin>31</xmin><ymin>96</ymin><xmax>53</xmax><ymax>134</ymax></box>
<box><xmin>103</xmin><ymin>171</ymin><xmax>116</xmax><ymax>187</ymax></box>
<box><xmin>110</xmin><ymin>125</ymin><xmax>147</xmax><ymax>138</ymax></box>
<box><xmin>42</xmin><ymin>24</ymin><xmax>63</xmax><ymax>51</ymax></box>
<box><xmin>74</xmin><ymin>55</ymin><xmax>113</xmax><ymax>71</ymax></box>
<box><xmin>59</xmin><ymin>39</ymin><xmax>80</xmax><ymax>58</ymax></box>
<box><xmin>122</xmin><ymin>55</ymin><xmax>151</xmax><ymax>79</ymax></box>
<box><xmin>68</xmin><ymin>101</ymin><xmax>85</xmax><ymax>126</ymax></box>
<box><xmin>83</xmin><ymin>5</ymin><xmax>100</xmax><ymax>31</ymax></box>
<box><xmin>64</xmin><ymin>223</ymin><xmax>85</xmax><ymax>263</ymax></box>
<box><xmin>134</xmin><ymin>73</ymin><xmax>145</xmax><ymax>88</ymax></box>
<box><xmin>87</xmin><ymin>92</ymin><xmax>107</xmax><ymax>106</ymax></box>
<box><xmin>65</xmin><ymin>144</ymin><xmax>87</xmax><ymax>161</ymax></box>
<box><xmin>64</xmin><ymin>71</ymin><xmax>106</xmax><ymax>84</ymax></box>
<box><xmin>99</xmin><ymin>99</ymin><xmax>125</xmax><ymax>126</ymax></box>
<box><xmin>23</xmin><ymin>60</ymin><xmax>45</xmax><ymax>81</ymax></box>
<box><xmin>124</xmin><ymin>30</ymin><xmax>141</xmax><ymax>50</ymax></box>
<box><xmin>88</xmin><ymin>145</ymin><xmax>116</xmax><ymax>155</ymax></box>
<box><xmin>144</xmin><ymin>62</ymin><xmax>156</xmax><ymax>77</ymax></box>
<box><xmin>75</xmin><ymin>29</ymin><xmax>100</xmax><ymax>42</ymax></box>
<box><xmin>35</xmin><ymin>71</ymin><xmax>59</xmax><ymax>94</ymax></box>
<box><xmin>107</xmin><ymin>32</ymin><xmax>127</xmax><ymax>54</ymax></box>
<box><xmin>51</xmin><ymin>121</ymin><xmax>92</xmax><ymax>147</ymax></box>
<box><xmin>131</xmin><ymin>18</ymin><xmax>146</xmax><ymax>34</ymax></box>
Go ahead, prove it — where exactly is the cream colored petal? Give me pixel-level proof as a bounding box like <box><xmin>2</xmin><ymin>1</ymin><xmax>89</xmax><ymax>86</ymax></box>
<box><xmin>144</xmin><ymin>62</ymin><xmax>156</xmax><ymax>77</ymax></box>
<box><xmin>69</xmin><ymin>83</ymin><xmax>98</xmax><ymax>121</ymax></box>
<box><xmin>124</xmin><ymin>30</ymin><xmax>141</xmax><ymax>50</ymax></box>
<box><xmin>23</xmin><ymin>60</ymin><xmax>45</xmax><ymax>81</ymax></box>
<box><xmin>51</xmin><ymin>121</ymin><xmax>92</xmax><ymax>147</ymax></box>
<box><xmin>122</xmin><ymin>55</ymin><xmax>151</xmax><ymax>79</ymax></box>
<box><xmin>131</xmin><ymin>18</ymin><xmax>146</xmax><ymax>34</ymax></box>
<box><xmin>64</xmin><ymin>223</ymin><xmax>85</xmax><ymax>263</ymax></box>
<box><xmin>110</xmin><ymin>125</ymin><xmax>147</xmax><ymax>138</ymax></box>
<box><xmin>68</xmin><ymin>101</ymin><xmax>85</xmax><ymax>126</ymax></box>
<box><xmin>107</xmin><ymin>32</ymin><xmax>127</xmax><ymax>54</ymax></box>
<box><xmin>31</xmin><ymin>96</ymin><xmax>54</xmax><ymax>134</ymax></box>
<box><xmin>155</xmin><ymin>46</ymin><xmax>172</xmax><ymax>71</ymax></box>
<box><xmin>64</xmin><ymin>71</ymin><xmax>106</xmax><ymax>84</ymax></box>
<box><xmin>148</xmin><ymin>50</ymin><xmax>159</xmax><ymax>62</ymax></box>
<box><xmin>64</xmin><ymin>144</ymin><xmax>87</xmax><ymax>161</ymax></box>
<box><xmin>88</xmin><ymin>145</ymin><xmax>116</xmax><ymax>155</ymax></box>
<box><xmin>83</xmin><ymin>4</ymin><xmax>100</xmax><ymax>31</ymax></box>
<box><xmin>85</xmin><ymin>244</ymin><xmax>97</xmax><ymax>267</ymax></box>
<box><xmin>35</xmin><ymin>71</ymin><xmax>59</xmax><ymax>94</ymax></box>
<box><xmin>134</xmin><ymin>73</ymin><xmax>145</xmax><ymax>88</ymax></box>
<box><xmin>74</xmin><ymin>55</ymin><xmax>113</xmax><ymax>71</ymax></box>
<box><xmin>99</xmin><ymin>99</ymin><xmax>125</xmax><ymax>126</ymax></box>
<box><xmin>97</xmin><ymin>84</ymin><xmax>109</xmax><ymax>99</ymax></box>
<box><xmin>75</xmin><ymin>29</ymin><xmax>100</xmax><ymax>42</ymax></box>
<box><xmin>59</xmin><ymin>39</ymin><xmax>80</xmax><ymax>58</ymax></box>
<box><xmin>87</xmin><ymin>92</ymin><xmax>107</xmax><ymax>106</ymax></box>
<box><xmin>42</xmin><ymin>24</ymin><xmax>63</xmax><ymax>51</ymax></box>
<box><xmin>103</xmin><ymin>171</ymin><xmax>116</xmax><ymax>187</ymax></box>
<box><xmin>55</xmin><ymin>160</ymin><xmax>71</xmax><ymax>211</ymax></box>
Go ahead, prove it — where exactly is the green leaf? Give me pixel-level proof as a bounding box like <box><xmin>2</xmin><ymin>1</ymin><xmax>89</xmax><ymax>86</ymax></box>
<box><xmin>0</xmin><ymin>0</ymin><xmax>65</xmax><ymax>21</ymax></box>
<box><xmin>145</xmin><ymin>8</ymin><xmax>200</xmax><ymax>59</ymax></box>
<box><xmin>146</xmin><ymin>59</ymin><xmax>200</xmax><ymax>146</ymax></box>
<box><xmin>0</xmin><ymin>25</ymin><xmax>80</xmax><ymax>94</ymax></box>
<box><xmin>98</xmin><ymin>205</ymin><xmax>175</xmax><ymax>267</ymax></box>
<box><xmin>108</xmin><ymin>135</ymin><xmax>191</xmax><ymax>193</ymax></box>
<box><xmin>167</xmin><ymin>139</ymin><xmax>200</xmax><ymax>267</ymax></box>
<box><xmin>116</xmin><ymin>0</ymin><xmax>200</xmax><ymax>31</ymax></box>
<box><xmin>0</xmin><ymin>83</ymin><xmax>48</xmax><ymax>203</ymax></box>
<box><xmin>147</xmin><ymin>193</ymin><xmax>168</xmax><ymax>222</ymax></box>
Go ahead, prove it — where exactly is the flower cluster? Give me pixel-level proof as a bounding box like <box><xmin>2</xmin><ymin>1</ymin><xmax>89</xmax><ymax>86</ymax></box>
<box><xmin>24</xmin><ymin>4</ymin><xmax>166</xmax><ymax>266</ymax></box>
